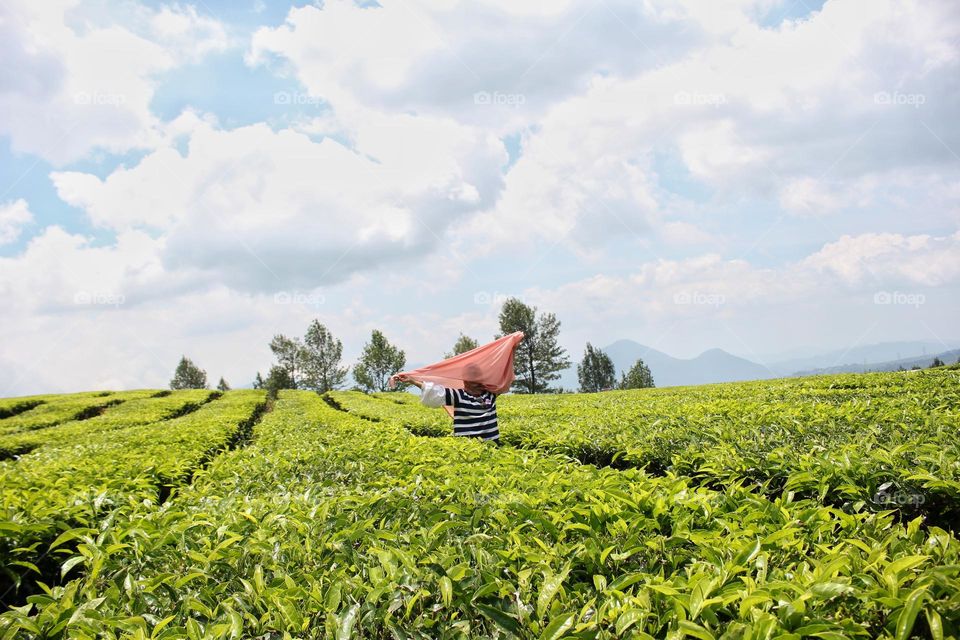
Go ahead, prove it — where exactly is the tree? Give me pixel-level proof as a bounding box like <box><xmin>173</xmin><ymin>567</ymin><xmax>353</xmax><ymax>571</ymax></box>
<box><xmin>444</xmin><ymin>333</ymin><xmax>479</xmax><ymax>359</ymax></box>
<box><xmin>252</xmin><ymin>372</ymin><xmax>264</xmax><ymax>389</ymax></box>
<box><xmin>170</xmin><ymin>356</ymin><xmax>207</xmax><ymax>390</ymax></box>
<box><xmin>264</xmin><ymin>365</ymin><xmax>295</xmax><ymax>393</ymax></box>
<box><xmin>301</xmin><ymin>320</ymin><xmax>349</xmax><ymax>392</ymax></box>
<box><xmin>930</xmin><ymin>357</ymin><xmax>945</xmax><ymax>368</ymax></box>
<box><xmin>269</xmin><ymin>334</ymin><xmax>304</xmax><ymax>388</ymax></box>
<box><xmin>498</xmin><ymin>298</ymin><xmax>571</xmax><ymax>393</ymax></box>
<box><xmin>353</xmin><ymin>330</ymin><xmax>406</xmax><ymax>392</ymax></box>
<box><xmin>577</xmin><ymin>343</ymin><xmax>616</xmax><ymax>392</ymax></box>
<box><xmin>619</xmin><ymin>358</ymin><xmax>655</xmax><ymax>390</ymax></box>
<box><xmin>216</xmin><ymin>377</ymin><xmax>231</xmax><ymax>391</ymax></box>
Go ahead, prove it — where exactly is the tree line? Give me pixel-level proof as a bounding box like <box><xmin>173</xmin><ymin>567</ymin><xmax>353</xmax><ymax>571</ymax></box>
<box><xmin>169</xmin><ymin>298</ymin><xmax>655</xmax><ymax>394</ymax></box>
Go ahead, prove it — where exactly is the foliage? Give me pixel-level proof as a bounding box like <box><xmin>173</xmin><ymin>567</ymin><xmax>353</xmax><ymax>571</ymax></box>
<box><xmin>329</xmin><ymin>390</ymin><xmax>450</xmax><ymax>437</ymax></box>
<box><xmin>619</xmin><ymin>358</ymin><xmax>655</xmax><ymax>389</ymax></box>
<box><xmin>577</xmin><ymin>343</ymin><xmax>616</xmax><ymax>392</ymax></box>
<box><xmin>264</xmin><ymin>365</ymin><xmax>296</xmax><ymax>392</ymax></box>
<box><xmin>301</xmin><ymin>320</ymin><xmax>349</xmax><ymax>393</ymax></box>
<box><xmin>216</xmin><ymin>377</ymin><xmax>231</xmax><ymax>391</ymax></box>
<box><xmin>498</xmin><ymin>298</ymin><xmax>570</xmax><ymax>393</ymax></box>
<box><xmin>2</xmin><ymin>372</ymin><xmax>960</xmax><ymax>638</ymax></box>
<box><xmin>268</xmin><ymin>322</ymin><xmax>349</xmax><ymax>393</ymax></box>
<box><xmin>494</xmin><ymin>369</ymin><xmax>960</xmax><ymax>527</ymax></box>
<box><xmin>0</xmin><ymin>390</ymin><xmax>214</xmax><ymax>458</ymax></box>
<box><xmin>0</xmin><ymin>396</ymin><xmax>47</xmax><ymax>420</ymax></box>
<box><xmin>0</xmin><ymin>390</ymin><xmax>266</xmax><ymax>607</ymax></box>
<box><xmin>353</xmin><ymin>330</ymin><xmax>406</xmax><ymax>393</ymax></box>
<box><xmin>445</xmin><ymin>333</ymin><xmax>479</xmax><ymax>359</ymax></box>
<box><xmin>0</xmin><ymin>390</ymin><xmax>156</xmax><ymax>441</ymax></box>
<box><xmin>269</xmin><ymin>335</ymin><xmax>304</xmax><ymax>388</ymax></box>
<box><xmin>2</xmin><ymin>390</ymin><xmax>959</xmax><ymax>638</ymax></box>
<box><xmin>170</xmin><ymin>356</ymin><xmax>208</xmax><ymax>390</ymax></box>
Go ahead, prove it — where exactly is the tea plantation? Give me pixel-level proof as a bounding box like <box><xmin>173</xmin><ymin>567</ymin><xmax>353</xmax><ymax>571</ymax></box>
<box><xmin>1</xmin><ymin>368</ymin><xmax>958</xmax><ymax>638</ymax></box>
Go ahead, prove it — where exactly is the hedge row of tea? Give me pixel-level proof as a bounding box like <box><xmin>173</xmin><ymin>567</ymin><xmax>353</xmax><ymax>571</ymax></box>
<box><xmin>3</xmin><ymin>389</ymin><xmax>958</xmax><ymax>638</ymax></box>
<box><xmin>0</xmin><ymin>390</ymin><xmax>218</xmax><ymax>458</ymax></box>
<box><xmin>1</xmin><ymin>370</ymin><xmax>958</xmax><ymax>637</ymax></box>
<box><xmin>0</xmin><ymin>390</ymin><xmax>267</xmax><ymax>611</ymax></box>
<box><xmin>333</xmin><ymin>369</ymin><xmax>960</xmax><ymax>529</ymax></box>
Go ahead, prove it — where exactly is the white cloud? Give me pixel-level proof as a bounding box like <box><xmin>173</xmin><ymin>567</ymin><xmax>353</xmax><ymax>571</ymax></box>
<box><xmin>2</xmin><ymin>0</ymin><xmax>959</xmax><ymax>394</ymax></box>
<box><xmin>454</xmin><ymin>0</ymin><xmax>959</xmax><ymax>250</ymax></box>
<box><xmin>0</xmin><ymin>225</ymin><xmax>169</xmax><ymax>313</ymax></box>
<box><xmin>0</xmin><ymin>0</ymin><xmax>228</xmax><ymax>164</ymax></box>
<box><xmin>246</xmin><ymin>0</ymin><xmax>718</xmax><ymax>130</ymax></box>
<box><xmin>149</xmin><ymin>4</ymin><xmax>229</xmax><ymax>62</ymax></box>
<box><xmin>1</xmin><ymin>223</ymin><xmax>956</xmax><ymax>395</ymax></box>
<box><xmin>678</xmin><ymin>120</ymin><xmax>772</xmax><ymax>186</ymax></box>
<box><xmin>50</xmin><ymin>112</ymin><xmax>506</xmax><ymax>292</ymax></box>
<box><xmin>526</xmin><ymin>230</ymin><xmax>960</xmax><ymax>329</ymax></box>
<box><xmin>0</xmin><ymin>286</ymin><xmax>276</xmax><ymax>396</ymax></box>
<box><xmin>504</xmin><ymin>229</ymin><xmax>960</xmax><ymax>359</ymax></box>
<box><xmin>0</xmin><ymin>199</ymin><xmax>34</xmax><ymax>245</ymax></box>
<box><xmin>802</xmin><ymin>231</ymin><xmax>960</xmax><ymax>287</ymax></box>
<box><xmin>779</xmin><ymin>177</ymin><xmax>852</xmax><ymax>215</ymax></box>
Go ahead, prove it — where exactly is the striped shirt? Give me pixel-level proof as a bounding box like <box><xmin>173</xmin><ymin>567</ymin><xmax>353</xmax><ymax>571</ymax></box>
<box><xmin>444</xmin><ymin>387</ymin><xmax>499</xmax><ymax>441</ymax></box>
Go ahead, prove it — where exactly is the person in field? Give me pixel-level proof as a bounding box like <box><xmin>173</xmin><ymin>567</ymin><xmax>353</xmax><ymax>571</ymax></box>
<box><xmin>397</xmin><ymin>363</ymin><xmax>503</xmax><ymax>445</ymax></box>
<box><xmin>390</xmin><ymin>331</ymin><xmax>523</xmax><ymax>445</ymax></box>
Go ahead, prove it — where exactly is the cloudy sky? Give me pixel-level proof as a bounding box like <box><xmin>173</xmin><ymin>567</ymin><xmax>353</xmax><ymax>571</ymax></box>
<box><xmin>1</xmin><ymin>0</ymin><xmax>958</xmax><ymax>394</ymax></box>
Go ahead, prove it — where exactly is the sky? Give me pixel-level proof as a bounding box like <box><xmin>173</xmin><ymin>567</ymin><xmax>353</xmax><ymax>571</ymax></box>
<box><xmin>0</xmin><ymin>0</ymin><xmax>958</xmax><ymax>395</ymax></box>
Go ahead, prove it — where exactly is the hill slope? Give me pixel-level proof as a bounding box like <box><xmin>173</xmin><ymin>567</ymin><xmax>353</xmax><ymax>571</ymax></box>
<box><xmin>558</xmin><ymin>339</ymin><xmax>774</xmax><ymax>389</ymax></box>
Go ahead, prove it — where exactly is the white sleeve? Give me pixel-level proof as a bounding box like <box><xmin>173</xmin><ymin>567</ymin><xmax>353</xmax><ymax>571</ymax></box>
<box><xmin>420</xmin><ymin>381</ymin><xmax>447</xmax><ymax>408</ymax></box>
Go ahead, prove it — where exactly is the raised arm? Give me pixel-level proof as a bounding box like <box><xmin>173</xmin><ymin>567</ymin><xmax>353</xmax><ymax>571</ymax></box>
<box><xmin>401</xmin><ymin>377</ymin><xmax>423</xmax><ymax>390</ymax></box>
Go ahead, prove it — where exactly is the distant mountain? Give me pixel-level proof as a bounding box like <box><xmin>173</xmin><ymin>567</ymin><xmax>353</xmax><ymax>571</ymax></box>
<box><xmin>792</xmin><ymin>348</ymin><xmax>960</xmax><ymax>376</ymax></box>
<box><xmin>557</xmin><ymin>339</ymin><xmax>775</xmax><ymax>389</ymax></box>
<box><xmin>551</xmin><ymin>339</ymin><xmax>960</xmax><ymax>391</ymax></box>
<box><xmin>760</xmin><ymin>341</ymin><xmax>959</xmax><ymax>376</ymax></box>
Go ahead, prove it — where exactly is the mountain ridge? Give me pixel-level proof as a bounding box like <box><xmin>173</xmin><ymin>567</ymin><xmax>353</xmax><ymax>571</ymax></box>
<box><xmin>556</xmin><ymin>339</ymin><xmax>960</xmax><ymax>390</ymax></box>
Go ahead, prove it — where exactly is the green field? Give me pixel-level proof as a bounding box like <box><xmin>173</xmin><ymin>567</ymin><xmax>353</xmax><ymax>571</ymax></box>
<box><xmin>1</xmin><ymin>369</ymin><xmax>959</xmax><ymax>638</ymax></box>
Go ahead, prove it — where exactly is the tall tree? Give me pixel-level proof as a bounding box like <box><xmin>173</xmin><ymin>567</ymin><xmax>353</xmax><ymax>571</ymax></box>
<box><xmin>444</xmin><ymin>333</ymin><xmax>479</xmax><ymax>359</ymax></box>
<box><xmin>930</xmin><ymin>357</ymin><xmax>945</xmax><ymax>368</ymax></box>
<box><xmin>498</xmin><ymin>298</ymin><xmax>570</xmax><ymax>393</ymax></box>
<box><xmin>619</xmin><ymin>358</ymin><xmax>655</xmax><ymax>389</ymax></box>
<box><xmin>216</xmin><ymin>377</ymin><xmax>231</xmax><ymax>391</ymax></box>
<box><xmin>170</xmin><ymin>356</ymin><xmax>208</xmax><ymax>390</ymax></box>
<box><xmin>578</xmin><ymin>343</ymin><xmax>616</xmax><ymax>392</ymax></box>
<box><xmin>264</xmin><ymin>365</ymin><xmax>295</xmax><ymax>393</ymax></box>
<box><xmin>252</xmin><ymin>372</ymin><xmax>265</xmax><ymax>389</ymax></box>
<box><xmin>269</xmin><ymin>334</ymin><xmax>304</xmax><ymax>389</ymax></box>
<box><xmin>301</xmin><ymin>320</ymin><xmax>349</xmax><ymax>392</ymax></box>
<box><xmin>353</xmin><ymin>330</ymin><xmax>406</xmax><ymax>392</ymax></box>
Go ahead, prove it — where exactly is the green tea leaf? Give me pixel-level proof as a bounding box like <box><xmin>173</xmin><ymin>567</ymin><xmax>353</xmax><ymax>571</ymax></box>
<box><xmin>540</xmin><ymin>612</ymin><xmax>575</xmax><ymax>640</ymax></box>
<box><xmin>895</xmin><ymin>587</ymin><xmax>929</xmax><ymax>640</ymax></box>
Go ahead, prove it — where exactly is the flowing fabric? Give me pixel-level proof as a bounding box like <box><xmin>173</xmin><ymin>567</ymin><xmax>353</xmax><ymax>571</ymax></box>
<box><xmin>389</xmin><ymin>331</ymin><xmax>524</xmax><ymax>417</ymax></box>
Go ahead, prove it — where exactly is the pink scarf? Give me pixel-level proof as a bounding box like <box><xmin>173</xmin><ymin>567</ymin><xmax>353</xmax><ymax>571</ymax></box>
<box><xmin>389</xmin><ymin>331</ymin><xmax>524</xmax><ymax>415</ymax></box>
